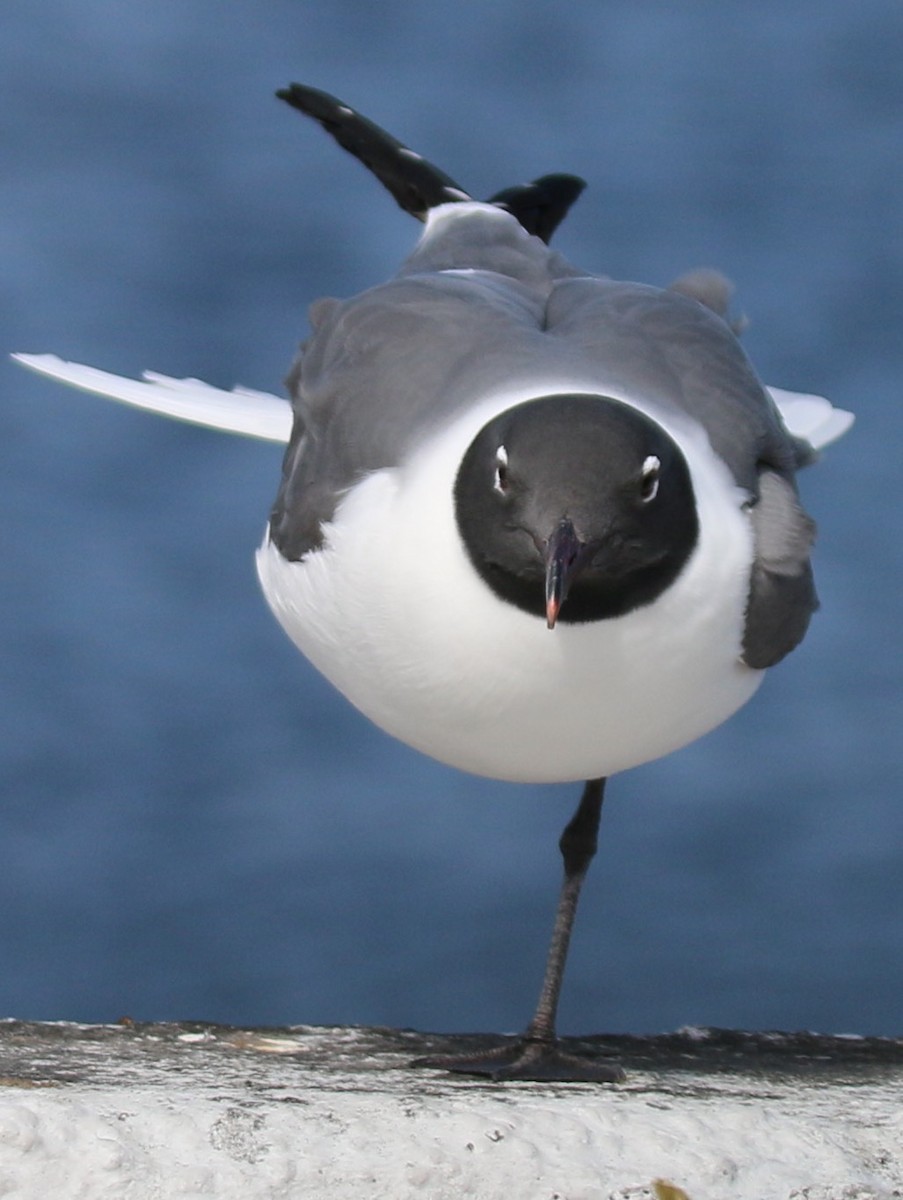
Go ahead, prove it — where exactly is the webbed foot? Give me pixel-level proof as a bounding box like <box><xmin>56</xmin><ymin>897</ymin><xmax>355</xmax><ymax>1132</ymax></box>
<box><xmin>413</xmin><ymin>1036</ymin><xmax>624</xmax><ymax>1083</ymax></box>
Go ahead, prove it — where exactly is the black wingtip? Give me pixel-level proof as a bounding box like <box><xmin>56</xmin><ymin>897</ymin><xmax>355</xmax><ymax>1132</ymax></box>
<box><xmin>277</xmin><ymin>84</ymin><xmax>587</xmax><ymax>244</ymax></box>
<box><xmin>487</xmin><ymin>174</ymin><xmax>587</xmax><ymax>244</ymax></box>
<box><xmin>277</xmin><ymin>83</ymin><xmax>471</xmax><ymax>221</ymax></box>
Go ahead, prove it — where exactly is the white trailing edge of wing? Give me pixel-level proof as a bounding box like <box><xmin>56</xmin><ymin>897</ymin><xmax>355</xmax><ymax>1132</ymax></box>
<box><xmin>12</xmin><ymin>353</ymin><xmax>292</xmax><ymax>444</ymax></box>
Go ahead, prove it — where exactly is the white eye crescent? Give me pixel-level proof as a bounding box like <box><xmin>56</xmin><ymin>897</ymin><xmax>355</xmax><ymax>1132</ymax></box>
<box><xmin>640</xmin><ymin>454</ymin><xmax>660</xmax><ymax>502</ymax></box>
<box><xmin>493</xmin><ymin>444</ymin><xmax>509</xmax><ymax>494</ymax></box>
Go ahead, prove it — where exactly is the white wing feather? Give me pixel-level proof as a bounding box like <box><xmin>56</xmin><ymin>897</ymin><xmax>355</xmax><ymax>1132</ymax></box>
<box><xmin>767</xmin><ymin>386</ymin><xmax>854</xmax><ymax>451</ymax></box>
<box><xmin>12</xmin><ymin>353</ymin><xmax>292</xmax><ymax>444</ymax></box>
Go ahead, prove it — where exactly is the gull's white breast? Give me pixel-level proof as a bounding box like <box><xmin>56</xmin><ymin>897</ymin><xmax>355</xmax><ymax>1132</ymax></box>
<box><xmin>256</xmin><ymin>391</ymin><xmax>763</xmax><ymax>784</ymax></box>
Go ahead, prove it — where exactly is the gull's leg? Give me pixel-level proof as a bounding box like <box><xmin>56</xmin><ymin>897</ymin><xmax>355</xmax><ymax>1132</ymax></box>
<box><xmin>415</xmin><ymin>778</ymin><xmax>624</xmax><ymax>1082</ymax></box>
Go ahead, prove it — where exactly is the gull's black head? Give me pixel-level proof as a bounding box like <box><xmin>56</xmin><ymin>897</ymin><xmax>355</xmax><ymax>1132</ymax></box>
<box><xmin>453</xmin><ymin>393</ymin><xmax>699</xmax><ymax>626</ymax></box>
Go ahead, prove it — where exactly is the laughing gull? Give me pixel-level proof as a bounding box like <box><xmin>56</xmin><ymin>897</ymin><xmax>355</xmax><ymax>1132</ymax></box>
<box><xmin>15</xmin><ymin>83</ymin><xmax>853</xmax><ymax>1082</ymax></box>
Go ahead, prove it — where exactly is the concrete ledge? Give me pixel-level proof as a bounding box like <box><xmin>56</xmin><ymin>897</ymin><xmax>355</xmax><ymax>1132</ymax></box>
<box><xmin>0</xmin><ymin>1020</ymin><xmax>901</xmax><ymax>1199</ymax></box>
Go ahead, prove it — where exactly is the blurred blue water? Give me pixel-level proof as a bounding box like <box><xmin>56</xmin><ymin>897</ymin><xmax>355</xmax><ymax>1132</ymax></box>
<box><xmin>3</xmin><ymin>0</ymin><xmax>901</xmax><ymax>1037</ymax></box>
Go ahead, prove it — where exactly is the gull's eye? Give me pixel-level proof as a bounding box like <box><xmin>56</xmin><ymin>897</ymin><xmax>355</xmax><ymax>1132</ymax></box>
<box><xmin>640</xmin><ymin>454</ymin><xmax>660</xmax><ymax>502</ymax></box>
<box><xmin>493</xmin><ymin>445</ymin><xmax>510</xmax><ymax>495</ymax></box>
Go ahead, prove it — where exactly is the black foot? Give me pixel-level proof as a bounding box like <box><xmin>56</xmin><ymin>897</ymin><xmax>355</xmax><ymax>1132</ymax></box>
<box><xmin>413</xmin><ymin>1037</ymin><xmax>625</xmax><ymax>1083</ymax></box>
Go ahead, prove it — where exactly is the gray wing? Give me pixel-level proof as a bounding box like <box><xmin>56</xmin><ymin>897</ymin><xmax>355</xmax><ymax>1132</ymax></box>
<box><xmin>269</xmin><ymin>270</ymin><xmax>554</xmax><ymax>559</ymax></box>
<box><xmin>544</xmin><ymin>278</ymin><xmax>819</xmax><ymax>667</ymax></box>
<box><xmin>743</xmin><ymin>472</ymin><xmax>818</xmax><ymax>667</ymax></box>
<box><xmin>272</xmin><ymin>82</ymin><xmax>817</xmax><ymax>666</ymax></box>
<box><xmin>269</xmin><ymin>206</ymin><xmax>586</xmax><ymax>559</ymax></box>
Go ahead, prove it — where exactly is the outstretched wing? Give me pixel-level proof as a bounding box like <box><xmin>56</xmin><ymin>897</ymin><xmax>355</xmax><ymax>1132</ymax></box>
<box><xmin>11</xmin><ymin>355</ymin><xmax>851</xmax><ymax>466</ymax></box>
<box><xmin>13</xmin><ymin>353</ymin><xmax>291</xmax><ymax>443</ymax></box>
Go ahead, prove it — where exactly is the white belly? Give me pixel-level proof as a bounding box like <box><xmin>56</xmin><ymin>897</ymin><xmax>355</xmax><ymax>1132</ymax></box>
<box><xmin>256</xmin><ymin>394</ymin><xmax>763</xmax><ymax>784</ymax></box>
